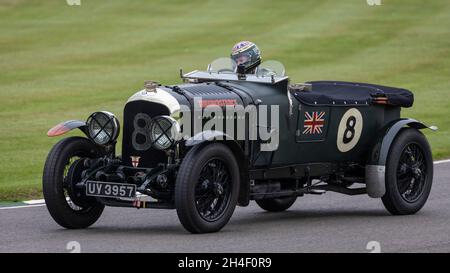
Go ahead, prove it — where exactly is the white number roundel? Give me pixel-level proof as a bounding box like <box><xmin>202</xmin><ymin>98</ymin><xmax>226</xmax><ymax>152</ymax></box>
<box><xmin>337</xmin><ymin>108</ymin><xmax>363</xmax><ymax>152</ymax></box>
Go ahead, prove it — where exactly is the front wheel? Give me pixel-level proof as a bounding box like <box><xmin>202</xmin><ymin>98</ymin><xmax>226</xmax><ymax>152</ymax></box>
<box><xmin>175</xmin><ymin>143</ymin><xmax>240</xmax><ymax>233</ymax></box>
<box><xmin>43</xmin><ymin>137</ymin><xmax>105</xmax><ymax>229</ymax></box>
<box><xmin>381</xmin><ymin>128</ymin><xmax>433</xmax><ymax>215</ymax></box>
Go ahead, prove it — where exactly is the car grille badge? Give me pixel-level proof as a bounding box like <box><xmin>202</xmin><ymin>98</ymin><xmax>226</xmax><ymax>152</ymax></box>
<box><xmin>130</xmin><ymin>156</ymin><xmax>141</xmax><ymax>167</ymax></box>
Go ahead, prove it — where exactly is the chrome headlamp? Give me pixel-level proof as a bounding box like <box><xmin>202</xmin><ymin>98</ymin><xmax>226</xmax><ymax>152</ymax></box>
<box><xmin>86</xmin><ymin>111</ymin><xmax>120</xmax><ymax>145</ymax></box>
<box><xmin>149</xmin><ymin>115</ymin><xmax>180</xmax><ymax>150</ymax></box>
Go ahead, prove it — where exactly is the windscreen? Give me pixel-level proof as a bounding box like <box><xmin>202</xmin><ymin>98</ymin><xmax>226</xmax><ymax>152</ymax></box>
<box><xmin>256</xmin><ymin>60</ymin><xmax>286</xmax><ymax>77</ymax></box>
<box><xmin>207</xmin><ymin>57</ymin><xmax>237</xmax><ymax>74</ymax></box>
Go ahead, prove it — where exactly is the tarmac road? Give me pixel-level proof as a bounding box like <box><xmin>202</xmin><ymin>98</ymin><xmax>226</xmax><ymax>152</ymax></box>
<box><xmin>1</xmin><ymin>161</ymin><xmax>449</xmax><ymax>253</ymax></box>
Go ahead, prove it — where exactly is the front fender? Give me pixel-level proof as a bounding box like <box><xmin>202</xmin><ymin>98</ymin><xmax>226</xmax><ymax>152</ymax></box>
<box><xmin>365</xmin><ymin>118</ymin><xmax>437</xmax><ymax>198</ymax></box>
<box><xmin>47</xmin><ymin>120</ymin><xmax>88</xmax><ymax>137</ymax></box>
<box><xmin>185</xmin><ymin>130</ymin><xmax>235</xmax><ymax>146</ymax></box>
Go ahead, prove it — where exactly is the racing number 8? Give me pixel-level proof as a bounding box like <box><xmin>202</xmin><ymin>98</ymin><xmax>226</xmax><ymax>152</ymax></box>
<box><xmin>337</xmin><ymin>108</ymin><xmax>363</xmax><ymax>153</ymax></box>
<box><xmin>132</xmin><ymin>113</ymin><xmax>153</xmax><ymax>151</ymax></box>
<box><xmin>343</xmin><ymin>116</ymin><xmax>357</xmax><ymax>144</ymax></box>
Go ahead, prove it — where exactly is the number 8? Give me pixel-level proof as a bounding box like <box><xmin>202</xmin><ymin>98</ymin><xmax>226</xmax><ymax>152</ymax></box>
<box><xmin>132</xmin><ymin>113</ymin><xmax>153</xmax><ymax>151</ymax></box>
<box><xmin>337</xmin><ymin>108</ymin><xmax>363</xmax><ymax>153</ymax></box>
<box><xmin>343</xmin><ymin>116</ymin><xmax>356</xmax><ymax>144</ymax></box>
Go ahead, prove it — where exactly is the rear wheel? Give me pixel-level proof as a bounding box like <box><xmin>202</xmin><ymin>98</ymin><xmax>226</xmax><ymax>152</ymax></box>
<box><xmin>256</xmin><ymin>196</ymin><xmax>297</xmax><ymax>212</ymax></box>
<box><xmin>175</xmin><ymin>143</ymin><xmax>240</xmax><ymax>233</ymax></box>
<box><xmin>381</xmin><ymin>128</ymin><xmax>433</xmax><ymax>215</ymax></box>
<box><xmin>43</xmin><ymin>137</ymin><xmax>105</xmax><ymax>229</ymax></box>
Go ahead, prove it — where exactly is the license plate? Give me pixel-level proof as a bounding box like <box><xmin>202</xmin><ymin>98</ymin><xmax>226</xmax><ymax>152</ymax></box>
<box><xmin>85</xmin><ymin>181</ymin><xmax>136</xmax><ymax>198</ymax></box>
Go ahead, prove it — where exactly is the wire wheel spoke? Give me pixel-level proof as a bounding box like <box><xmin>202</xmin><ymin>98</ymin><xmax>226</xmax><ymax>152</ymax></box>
<box><xmin>194</xmin><ymin>158</ymin><xmax>232</xmax><ymax>222</ymax></box>
<box><xmin>63</xmin><ymin>156</ymin><xmax>87</xmax><ymax>211</ymax></box>
<box><xmin>396</xmin><ymin>143</ymin><xmax>427</xmax><ymax>203</ymax></box>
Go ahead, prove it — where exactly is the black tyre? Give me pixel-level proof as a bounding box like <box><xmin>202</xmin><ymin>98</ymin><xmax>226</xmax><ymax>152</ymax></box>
<box><xmin>381</xmin><ymin>128</ymin><xmax>433</xmax><ymax>215</ymax></box>
<box><xmin>175</xmin><ymin>143</ymin><xmax>240</xmax><ymax>233</ymax></box>
<box><xmin>256</xmin><ymin>196</ymin><xmax>297</xmax><ymax>212</ymax></box>
<box><xmin>43</xmin><ymin>137</ymin><xmax>105</xmax><ymax>229</ymax></box>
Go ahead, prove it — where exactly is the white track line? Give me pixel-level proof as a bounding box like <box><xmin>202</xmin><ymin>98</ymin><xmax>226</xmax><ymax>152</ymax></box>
<box><xmin>0</xmin><ymin>204</ymin><xmax>46</xmax><ymax>210</ymax></box>
<box><xmin>1</xmin><ymin>159</ymin><xmax>450</xmax><ymax>210</ymax></box>
<box><xmin>434</xmin><ymin>159</ymin><xmax>450</xmax><ymax>165</ymax></box>
<box><xmin>23</xmin><ymin>199</ymin><xmax>45</xmax><ymax>205</ymax></box>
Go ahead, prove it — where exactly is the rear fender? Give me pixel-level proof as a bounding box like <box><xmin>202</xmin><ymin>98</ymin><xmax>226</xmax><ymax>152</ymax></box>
<box><xmin>47</xmin><ymin>120</ymin><xmax>88</xmax><ymax>137</ymax></box>
<box><xmin>365</xmin><ymin>118</ymin><xmax>437</xmax><ymax>198</ymax></box>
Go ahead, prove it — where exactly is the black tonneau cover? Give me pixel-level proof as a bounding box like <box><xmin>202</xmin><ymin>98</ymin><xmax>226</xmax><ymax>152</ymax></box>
<box><xmin>290</xmin><ymin>81</ymin><xmax>414</xmax><ymax>107</ymax></box>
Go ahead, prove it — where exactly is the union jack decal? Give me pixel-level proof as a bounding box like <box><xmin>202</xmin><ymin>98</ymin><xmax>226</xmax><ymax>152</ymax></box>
<box><xmin>303</xmin><ymin>112</ymin><xmax>326</xmax><ymax>135</ymax></box>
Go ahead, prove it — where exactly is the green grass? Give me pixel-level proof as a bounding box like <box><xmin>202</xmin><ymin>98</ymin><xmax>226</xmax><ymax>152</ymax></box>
<box><xmin>1</xmin><ymin>0</ymin><xmax>449</xmax><ymax>201</ymax></box>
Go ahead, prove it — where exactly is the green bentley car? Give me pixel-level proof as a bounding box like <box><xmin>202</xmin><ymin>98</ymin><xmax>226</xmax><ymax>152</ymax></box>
<box><xmin>43</xmin><ymin>58</ymin><xmax>436</xmax><ymax>233</ymax></box>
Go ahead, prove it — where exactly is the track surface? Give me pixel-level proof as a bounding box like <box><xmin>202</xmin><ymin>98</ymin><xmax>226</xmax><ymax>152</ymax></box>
<box><xmin>1</xmin><ymin>162</ymin><xmax>449</xmax><ymax>253</ymax></box>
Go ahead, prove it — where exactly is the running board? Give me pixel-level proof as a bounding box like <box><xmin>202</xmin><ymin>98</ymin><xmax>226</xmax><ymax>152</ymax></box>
<box><xmin>98</xmin><ymin>197</ymin><xmax>175</xmax><ymax>209</ymax></box>
<box><xmin>311</xmin><ymin>185</ymin><xmax>367</xmax><ymax>195</ymax></box>
<box><xmin>250</xmin><ymin>185</ymin><xmax>367</xmax><ymax>200</ymax></box>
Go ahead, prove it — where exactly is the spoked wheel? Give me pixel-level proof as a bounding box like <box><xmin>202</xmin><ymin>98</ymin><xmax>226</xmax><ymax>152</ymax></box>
<box><xmin>382</xmin><ymin>128</ymin><xmax>433</xmax><ymax>215</ymax></box>
<box><xmin>195</xmin><ymin>159</ymin><xmax>232</xmax><ymax>222</ymax></box>
<box><xmin>396</xmin><ymin>143</ymin><xmax>427</xmax><ymax>203</ymax></box>
<box><xmin>43</xmin><ymin>137</ymin><xmax>105</xmax><ymax>229</ymax></box>
<box><xmin>175</xmin><ymin>143</ymin><xmax>240</xmax><ymax>233</ymax></box>
<box><xmin>63</xmin><ymin>157</ymin><xmax>85</xmax><ymax>211</ymax></box>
